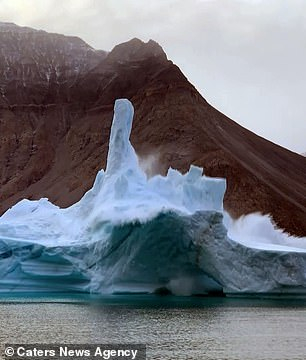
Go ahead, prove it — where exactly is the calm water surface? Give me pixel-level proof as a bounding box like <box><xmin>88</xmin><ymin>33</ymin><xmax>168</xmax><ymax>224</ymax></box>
<box><xmin>0</xmin><ymin>294</ymin><xmax>306</xmax><ymax>359</ymax></box>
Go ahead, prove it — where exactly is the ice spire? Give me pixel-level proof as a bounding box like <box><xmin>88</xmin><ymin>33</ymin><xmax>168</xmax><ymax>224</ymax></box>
<box><xmin>105</xmin><ymin>99</ymin><xmax>139</xmax><ymax>177</ymax></box>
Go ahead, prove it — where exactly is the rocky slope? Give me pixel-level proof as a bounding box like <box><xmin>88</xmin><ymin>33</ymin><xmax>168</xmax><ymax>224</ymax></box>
<box><xmin>1</xmin><ymin>23</ymin><xmax>306</xmax><ymax>236</ymax></box>
<box><xmin>0</xmin><ymin>22</ymin><xmax>107</xmax><ymax>104</ymax></box>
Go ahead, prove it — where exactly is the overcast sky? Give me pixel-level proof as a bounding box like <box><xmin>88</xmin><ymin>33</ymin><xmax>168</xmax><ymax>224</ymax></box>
<box><xmin>0</xmin><ymin>0</ymin><xmax>305</xmax><ymax>153</ymax></box>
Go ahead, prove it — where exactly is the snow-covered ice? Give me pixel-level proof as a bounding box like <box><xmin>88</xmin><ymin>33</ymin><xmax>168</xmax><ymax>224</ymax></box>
<box><xmin>0</xmin><ymin>98</ymin><xmax>306</xmax><ymax>296</ymax></box>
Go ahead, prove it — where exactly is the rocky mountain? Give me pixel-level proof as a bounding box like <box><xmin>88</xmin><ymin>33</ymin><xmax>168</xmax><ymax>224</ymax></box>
<box><xmin>0</xmin><ymin>22</ymin><xmax>107</xmax><ymax>104</ymax></box>
<box><xmin>1</xmin><ymin>23</ymin><xmax>306</xmax><ymax>236</ymax></box>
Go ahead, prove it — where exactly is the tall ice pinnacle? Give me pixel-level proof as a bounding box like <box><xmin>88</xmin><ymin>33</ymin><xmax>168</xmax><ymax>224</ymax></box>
<box><xmin>105</xmin><ymin>99</ymin><xmax>139</xmax><ymax>177</ymax></box>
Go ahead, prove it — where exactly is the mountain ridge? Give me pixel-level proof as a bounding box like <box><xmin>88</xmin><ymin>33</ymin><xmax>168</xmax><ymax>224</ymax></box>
<box><xmin>0</xmin><ymin>24</ymin><xmax>306</xmax><ymax>236</ymax></box>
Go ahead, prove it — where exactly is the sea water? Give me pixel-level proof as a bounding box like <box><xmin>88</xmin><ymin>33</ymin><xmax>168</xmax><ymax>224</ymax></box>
<box><xmin>1</xmin><ymin>295</ymin><xmax>306</xmax><ymax>360</ymax></box>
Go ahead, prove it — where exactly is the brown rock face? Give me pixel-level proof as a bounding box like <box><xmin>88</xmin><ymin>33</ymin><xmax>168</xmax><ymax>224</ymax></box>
<box><xmin>1</xmin><ymin>23</ymin><xmax>306</xmax><ymax>236</ymax></box>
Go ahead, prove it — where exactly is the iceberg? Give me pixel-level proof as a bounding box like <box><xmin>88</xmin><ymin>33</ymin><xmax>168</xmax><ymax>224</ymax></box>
<box><xmin>1</xmin><ymin>98</ymin><xmax>306</xmax><ymax>296</ymax></box>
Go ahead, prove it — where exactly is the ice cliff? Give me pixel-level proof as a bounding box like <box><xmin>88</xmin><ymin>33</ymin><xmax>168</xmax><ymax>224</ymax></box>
<box><xmin>1</xmin><ymin>99</ymin><xmax>306</xmax><ymax>296</ymax></box>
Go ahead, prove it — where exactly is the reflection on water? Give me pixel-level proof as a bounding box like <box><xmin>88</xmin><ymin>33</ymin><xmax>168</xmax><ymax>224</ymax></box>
<box><xmin>1</xmin><ymin>295</ymin><xmax>306</xmax><ymax>360</ymax></box>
